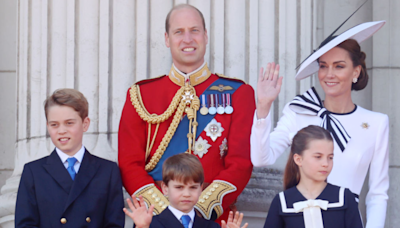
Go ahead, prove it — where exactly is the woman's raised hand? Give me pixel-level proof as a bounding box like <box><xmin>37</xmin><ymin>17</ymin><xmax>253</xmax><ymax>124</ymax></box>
<box><xmin>256</xmin><ymin>62</ymin><xmax>283</xmax><ymax>119</ymax></box>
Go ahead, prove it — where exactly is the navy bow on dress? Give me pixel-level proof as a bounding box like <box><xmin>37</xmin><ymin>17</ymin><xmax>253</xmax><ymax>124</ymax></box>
<box><xmin>289</xmin><ymin>87</ymin><xmax>351</xmax><ymax>152</ymax></box>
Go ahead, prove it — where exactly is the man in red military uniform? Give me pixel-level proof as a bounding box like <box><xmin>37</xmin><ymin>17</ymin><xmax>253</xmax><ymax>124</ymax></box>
<box><xmin>118</xmin><ymin>4</ymin><xmax>255</xmax><ymax>223</ymax></box>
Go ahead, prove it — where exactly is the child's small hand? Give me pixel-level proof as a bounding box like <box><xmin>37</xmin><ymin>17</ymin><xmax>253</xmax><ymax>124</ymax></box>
<box><xmin>221</xmin><ymin>211</ymin><xmax>248</xmax><ymax>228</ymax></box>
<box><xmin>123</xmin><ymin>195</ymin><xmax>154</xmax><ymax>228</ymax></box>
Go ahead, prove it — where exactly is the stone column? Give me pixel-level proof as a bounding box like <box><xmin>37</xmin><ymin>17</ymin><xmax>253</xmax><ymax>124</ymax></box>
<box><xmin>372</xmin><ymin>1</ymin><xmax>400</xmax><ymax>227</ymax></box>
<box><xmin>0</xmin><ymin>0</ymin><xmax>17</xmax><ymax>196</ymax></box>
<box><xmin>0</xmin><ymin>0</ymin><xmax>124</xmax><ymax>226</ymax></box>
<box><xmin>0</xmin><ymin>0</ymin><xmax>17</xmax><ymax>225</ymax></box>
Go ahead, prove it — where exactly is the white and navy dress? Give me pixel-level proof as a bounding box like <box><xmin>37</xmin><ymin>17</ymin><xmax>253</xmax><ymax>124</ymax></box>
<box><xmin>264</xmin><ymin>183</ymin><xmax>363</xmax><ymax>228</ymax></box>
<box><xmin>251</xmin><ymin>87</ymin><xmax>389</xmax><ymax>228</ymax></box>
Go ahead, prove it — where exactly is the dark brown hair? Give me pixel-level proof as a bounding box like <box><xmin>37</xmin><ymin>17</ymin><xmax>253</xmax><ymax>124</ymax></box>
<box><xmin>337</xmin><ymin>39</ymin><xmax>368</xmax><ymax>91</ymax></box>
<box><xmin>44</xmin><ymin>88</ymin><xmax>89</xmax><ymax>121</ymax></box>
<box><xmin>283</xmin><ymin>125</ymin><xmax>333</xmax><ymax>190</ymax></box>
<box><xmin>162</xmin><ymin>153</ymin><xmax>204</xmax><ymax>186</ymax></box>
<box><xmin>165</xmin><ymin>4</ymin><xmax>206</xmax><ymax>34</ymax></box>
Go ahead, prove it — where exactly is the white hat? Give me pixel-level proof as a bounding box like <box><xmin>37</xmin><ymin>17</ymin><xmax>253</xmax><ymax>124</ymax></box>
<box><xmin>295</xmin><ymin>20</ymin><xmax>386</xmax><ymax>80</ymax></box>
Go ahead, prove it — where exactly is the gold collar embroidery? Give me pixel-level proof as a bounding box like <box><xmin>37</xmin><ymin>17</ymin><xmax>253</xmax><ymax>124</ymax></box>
<box><xmin>168</xmin><ymin>63</ymin><xmax>212</xmax><ymax>87</ymax></box>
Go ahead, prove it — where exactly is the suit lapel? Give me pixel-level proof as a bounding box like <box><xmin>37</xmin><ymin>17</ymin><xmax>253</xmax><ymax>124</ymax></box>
<box><xmin>193</xmin><ymin>213</ymin><xmax>209</xmax><ymax>228</ymax></box>
<box><xmin>43</xmin><ymin>150</ymin><xmax>74</xmax><ymax>194</ymax></box>
<box><xmin>157</xmin><ymin>208</ymin><xmax>185</xmax><ymax>228</ymax></box>
<box><xmin>63</xmin><ymin>149</ymin><xmax>100</xmax><ymax>212</ymax></box>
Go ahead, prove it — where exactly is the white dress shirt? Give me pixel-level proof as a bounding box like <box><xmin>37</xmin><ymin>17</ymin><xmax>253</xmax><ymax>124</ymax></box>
<box><xmin>251</xmin><ymin>103</ymin><xmax>389</xmax><ymax>228</ymax></box>
<box><xmin>168</xmin><ymin>205</ymin><xmax>195</xmax><ymax>228</ymax></box>
<box><xmin>56</xmin><ymin>145</ymin><xmax>85</xmax><ymax>174</ymax></box>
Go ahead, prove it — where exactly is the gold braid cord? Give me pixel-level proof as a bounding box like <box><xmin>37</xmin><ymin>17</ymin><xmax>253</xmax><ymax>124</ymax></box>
<box><xmin>130</xmin><ymin>83</ymin><xmax>200</xmax><ymax>172</ymax></box>
<box><xmin>194</xmin><ymin>180</ymin><xmax>237</xmax><ymax>219</ymax></box>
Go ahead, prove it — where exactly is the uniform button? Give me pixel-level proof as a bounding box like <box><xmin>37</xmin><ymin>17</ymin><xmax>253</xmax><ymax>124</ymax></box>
<box><xmin>60</xmin><ymin>218</ymin><xmax>67</xmax><ymax>224</ymax></box>
<box><xmin>86</xmin><ymin>217</ymin><xmax>91</xmax><ymax>223</ymax></box>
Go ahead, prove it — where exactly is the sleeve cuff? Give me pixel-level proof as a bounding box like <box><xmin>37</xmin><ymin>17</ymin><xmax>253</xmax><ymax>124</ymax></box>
<box><xmin>254</xmin><ymin>110</ymin><xmax>271</xmax><ymax>126</ymax></box>
<box><xmin>194</xmin><ymin>180</ymin><xmax>237</xmax><ymax>219</ymax></box>
<box><xmin>133</xmin><ymin>184</ymin><xmax>169</xmax><ymax>215</ymax></box>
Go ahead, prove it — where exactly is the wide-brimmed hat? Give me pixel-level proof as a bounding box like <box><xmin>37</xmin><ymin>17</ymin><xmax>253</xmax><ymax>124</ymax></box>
<box><xmin>295</xmin><ymin>20</ymin><xmax>385</xmax><ymax>80</ymax></box>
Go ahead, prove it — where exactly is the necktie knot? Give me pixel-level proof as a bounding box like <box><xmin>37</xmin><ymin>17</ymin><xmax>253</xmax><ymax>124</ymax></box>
<box><xmin>181</xmin><ymin>215</ymin><xmax>191</xmax><ymax>228</ymax></box>
<box><xmin>67</xmin><ymin>157</ymin><xmax>77</xmax><ymax>167</ymax></box>
<box><xmin>67</xmin><ymin>157</ymin><xmax>77</xmax><ymax>180</ymax></box>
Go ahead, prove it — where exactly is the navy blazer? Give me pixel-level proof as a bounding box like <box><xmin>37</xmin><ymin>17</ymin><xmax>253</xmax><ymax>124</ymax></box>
<box><xmin>140</xmin><ymin>208</ymin><xmax>220</xmax><ymax>228</ymax></box>
<box><xmin>15</xmin><ymin>149</ymin><xmax>125</xmax><ymax>228</ymax></box>
<box><xmin>264</xmin><ymin>183</ymin><xmax>363</xmax><ymax>228</ymax></box>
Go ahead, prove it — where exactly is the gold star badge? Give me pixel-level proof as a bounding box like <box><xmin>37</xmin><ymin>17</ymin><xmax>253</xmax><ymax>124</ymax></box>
<box><xmin>361</xmin><ymin>122</ymin><xmax>369</xmax><ymax>129</ymax></box>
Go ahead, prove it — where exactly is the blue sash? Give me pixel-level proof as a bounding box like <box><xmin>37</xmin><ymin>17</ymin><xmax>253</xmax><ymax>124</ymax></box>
<box><xmin>148</xmin><ymin>78</ymin><xmax>243</xmax><ymax>180</ymax></box>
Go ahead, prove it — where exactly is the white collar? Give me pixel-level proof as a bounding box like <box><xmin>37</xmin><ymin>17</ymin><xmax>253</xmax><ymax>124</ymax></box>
<box><xmin>279</xmin><ymin>186</ymin><xmax>345</xmax><ymax>213</ymax></box>
<box><xmin>168</xmin><ymin>205</ymin><xmax>195</xmax><ymax>223</ymax></box>
<box><xmin>56</xmin><ymin>145</ymin><xmax>85</xmax><ymax>164</ymax></box>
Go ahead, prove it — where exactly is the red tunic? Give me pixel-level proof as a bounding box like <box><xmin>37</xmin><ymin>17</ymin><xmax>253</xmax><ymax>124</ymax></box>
<box><xmin>118</xmin><ymin>73</ymin><xmax>255</xmax><ymax>221</ymax></box>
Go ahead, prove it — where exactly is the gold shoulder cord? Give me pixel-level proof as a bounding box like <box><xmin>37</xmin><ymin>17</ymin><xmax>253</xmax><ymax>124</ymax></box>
<box><xmin>130</xmin><ymin>83</ymin><xmax>200</xmax><ymax>172</ymax></box>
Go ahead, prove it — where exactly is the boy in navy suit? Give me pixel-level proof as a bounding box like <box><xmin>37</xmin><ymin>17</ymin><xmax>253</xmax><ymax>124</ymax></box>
<box><xmin>15</xmin><ymin>88</ymin><xmax>125</xmax><ymax>228</ymax></box>
<box><xmin>124</xmin><ymin>153</ymin><xmax>248</xmax><ymax>228</ymax></box>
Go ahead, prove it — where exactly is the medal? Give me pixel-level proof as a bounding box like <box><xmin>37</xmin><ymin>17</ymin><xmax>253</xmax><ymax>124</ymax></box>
<box><xmin>200</xmin><ymin>94</ymin><xmax>209</xmax><ymax>115</ymax></box>
<box><xmin>208</xmin><ymin>94</ymin><xmax>217</xmax><ymax>115</ymax></box>
<box><xmin>225</xmin><ymin>93</ymin><xmax>233</xmax><ymax>114</ymax></box>
<box><xmin>216</xmin><ymin>94</ymin><xmax>225</xmax><ymax>114</ymax></box>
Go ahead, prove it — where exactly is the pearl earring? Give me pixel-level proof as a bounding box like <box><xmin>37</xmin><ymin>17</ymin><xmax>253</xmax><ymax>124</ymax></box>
<box><xmin>352</xmin><ymin>78</ymin><xmax>358</xmax><ymax>83</ymax></box>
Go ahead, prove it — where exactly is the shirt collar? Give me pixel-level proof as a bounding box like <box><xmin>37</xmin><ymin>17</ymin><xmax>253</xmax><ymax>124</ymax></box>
<box><xmin>168</xmin><ymin>62</ymin><xmax>211</xmax><ymax>87</ymax></box>
<box><xmin>56</xmin><ymin>145</ymin><xmax>85</xmax><ymax>164</ymax></box>
<box><xmin>168</xmin><ymin>205</ymin><xmax>195</xmax><ymax>223</ymax></box>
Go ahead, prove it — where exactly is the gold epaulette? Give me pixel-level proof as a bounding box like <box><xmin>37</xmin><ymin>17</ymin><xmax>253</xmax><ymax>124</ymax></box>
<box><xmin>215</xmin><ymin>73</ymin><xmax>248</xmax><ymax>85</ymax></box>
<box><xmin>133</xmin><ymin>184</ymin><xmax>169</xmax><ymax>215</ymax></box>
<box><xmin>194</xmin><ymin>180</ymin><xmax>237</xmax><ymax>219</ymax></box>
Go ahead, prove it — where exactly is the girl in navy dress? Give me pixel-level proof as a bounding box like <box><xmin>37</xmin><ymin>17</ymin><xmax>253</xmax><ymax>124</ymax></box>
<box><xmin>264</xmin><ymin>125</ymin><xmax>363</xmax><ymax>228</ymax></box>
